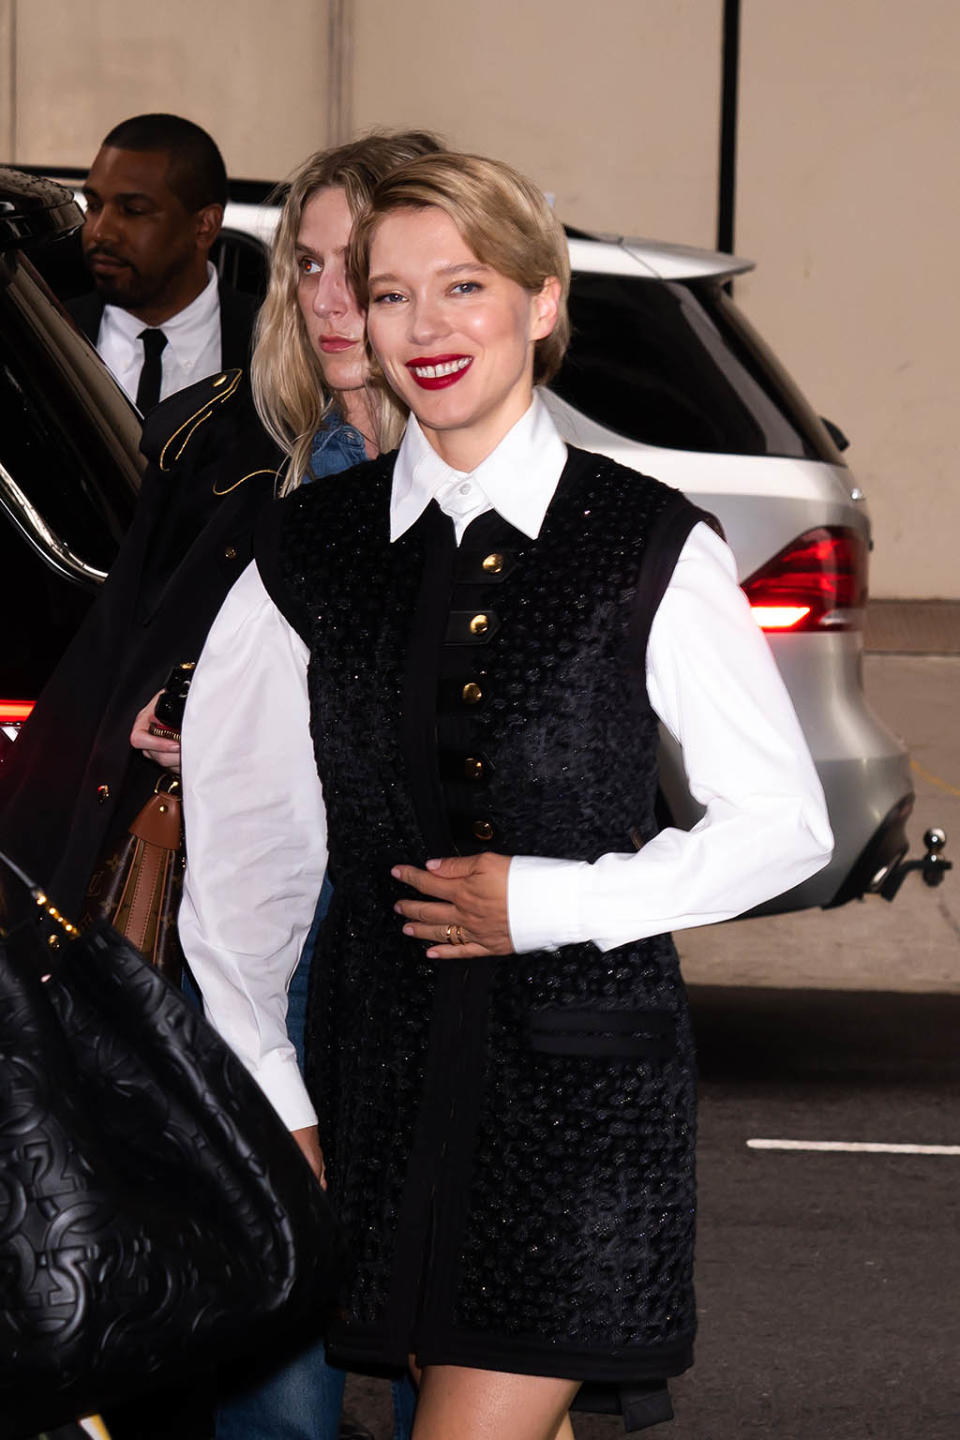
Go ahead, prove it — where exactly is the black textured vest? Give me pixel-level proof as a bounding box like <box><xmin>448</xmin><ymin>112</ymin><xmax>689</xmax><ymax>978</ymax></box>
<box><xmin>257</xmin><ymin>445</ymin><xmax>706</xmax><ymax>1381</ymax></box>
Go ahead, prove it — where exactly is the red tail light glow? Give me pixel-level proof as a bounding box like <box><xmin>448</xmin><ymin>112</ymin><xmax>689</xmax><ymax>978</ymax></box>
<box><xmin>0</xmin><ymin>701</ymin><xmax>34</xmax><ymax>724</ymax></box>
<box><xmin>742</xmin><ymin>527</ymin><xmax>868</xmax><ymax>633</ymax></box>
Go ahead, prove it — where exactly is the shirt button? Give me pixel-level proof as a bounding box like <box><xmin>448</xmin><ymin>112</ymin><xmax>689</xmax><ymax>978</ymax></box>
<box><xmin>458</xmin><ymin>482</ymin><xmax>472</xmax><ymax>496</ymax></box>
<box><xmin>473</xmin><ymin>820</ymin><xmax>494</xmax><ymax>842</ymax></box>
<box><xmin>461</xmin><ymin>682</ymin><xmax>482</xmax><ymax>705</ymax></box>
<box><xmin>469</xmin><ymin>613</ymin><xmax>489</xmax><ymax>636</ymax></box>
<box><xmin>224</xmin><ymin>545</ymin><xmax>238</xmax><ymax>559</ymax></box>
<box><xmin>482</xmin><ymin>553</ymin><xmax>504</xmax><ymax>574</ymax></box>
<box><xmin>464</xmin><ymin>756</ymin><xmax>484</xmax><ymax>781</ymax></box>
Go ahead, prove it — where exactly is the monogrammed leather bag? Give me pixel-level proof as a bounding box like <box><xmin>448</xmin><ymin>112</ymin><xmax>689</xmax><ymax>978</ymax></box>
<box><xmin>0</xmin><ymin>851</ymin><xmax>340</xmax><ymax>1438</ymax></box>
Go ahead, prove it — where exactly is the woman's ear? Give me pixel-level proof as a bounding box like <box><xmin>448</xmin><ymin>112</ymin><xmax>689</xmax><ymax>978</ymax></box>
<box><xmin>530</xmin><ymin>275</ymin><xmax>562</xmax><ymax>341</ymax></box>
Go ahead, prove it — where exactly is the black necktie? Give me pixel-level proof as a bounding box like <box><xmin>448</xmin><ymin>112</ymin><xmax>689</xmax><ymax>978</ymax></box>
<box><xmin>135</xmin><ymin>328</ymin><xmax>168</xmax><ymax>414</ymax></box>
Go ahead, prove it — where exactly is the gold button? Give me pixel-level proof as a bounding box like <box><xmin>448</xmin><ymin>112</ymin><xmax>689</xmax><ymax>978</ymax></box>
<box><xmin>97</xmin><ymin>784</ymin><xmax>110</xmax><ymax>803</ymax></box>
<box><xmin>461</xmin><ymin>682</ymin><xmax>482</xmax><ymax>705</ymax></box>
<box><xmin>212</xmin><ymin>373</ymin><xmax>228</xmax><ymax>387</ymax></box>
<box><xmin>224</xmin><ymin>545</ymin><xmax>238</xmax><ymax>559</ymax></box>
<box><xmin>473</xmin><ymin>820</ymin><xmax>494</xmax><ymax>841</ymax></box>
<box><xmin>464</xmin><ymin>756</ymin><xmax>484</xmax><ymax>781</ymax></box>
<box><xmin>482</xmin><ymin>552</ymin><xmax>504</xmax><ymax>574</ymax></box>
<box><xmin>469</xmin><ymin>613</ymin><xmax>489</xmax><ymax>636</ymax></box>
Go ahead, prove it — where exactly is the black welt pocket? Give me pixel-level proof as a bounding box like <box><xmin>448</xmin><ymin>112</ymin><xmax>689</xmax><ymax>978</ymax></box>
<box><xmin>528</xmin><ymin>1007</ymin><xmax>675</xmax><ymax>1059</ymax></box>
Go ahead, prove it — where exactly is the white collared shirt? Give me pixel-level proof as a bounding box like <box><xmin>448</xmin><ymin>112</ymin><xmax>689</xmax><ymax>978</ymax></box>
<box><xmin>390</xmin><ymin>399</ymin><xmax>568</xmax><ymax>544</ymax></box>
<box><xmin>97</xmin><ymin>261</ymin><xmax>222</xmax><ymax>410</ymax></box>
<box><xmin>179</xmin><ymin>398</ymin><xmax>833</xmax><ymax>1130</ymax></box>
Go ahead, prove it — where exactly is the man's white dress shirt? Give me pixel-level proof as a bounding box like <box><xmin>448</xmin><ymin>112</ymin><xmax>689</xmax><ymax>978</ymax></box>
<box><xmin>97</xmin><ymin>261</ymin><xmax>222</xmax><ymax>409</ymax></box>
<box><xmin>179</xmin><ymin>397</ymin><xmax>833</xmax><ymax>1131</ymax></box>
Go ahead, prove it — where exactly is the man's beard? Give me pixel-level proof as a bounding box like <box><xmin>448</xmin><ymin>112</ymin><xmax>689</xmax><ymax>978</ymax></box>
<box><xmin>84</xmin><ymin>249</ymin><xmax>152</xmax><ymax>308</ymax></box>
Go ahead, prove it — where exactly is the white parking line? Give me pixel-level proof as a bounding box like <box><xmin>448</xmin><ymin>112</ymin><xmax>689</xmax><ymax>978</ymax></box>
<box><xmin>747</xmin><ymin>1139</ymin><xmax>960</xmax><ymax>1155</ymax></box>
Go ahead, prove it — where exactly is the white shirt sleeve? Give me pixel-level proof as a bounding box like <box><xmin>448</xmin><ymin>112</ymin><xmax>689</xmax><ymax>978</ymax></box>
<box><xmin>178</xmin><ymin>561</ymin><xmax>326</xmax><ymax>1131</ymax></box>
<box><xmin>507</xmin><ymin>521</ymin><xmax>834</xmax><ymax>954</ymax></box>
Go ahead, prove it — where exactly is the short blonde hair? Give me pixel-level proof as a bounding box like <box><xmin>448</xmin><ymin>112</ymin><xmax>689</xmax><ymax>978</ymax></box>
<box><xmin>252</xmin><ymin>130</ymin><xmax>443</xmax><ymax>492</ymax></box>
<box><xmin>349</xmin><ymin>152</ymin><xmax>570</xmax><ymax>386</ymax></box>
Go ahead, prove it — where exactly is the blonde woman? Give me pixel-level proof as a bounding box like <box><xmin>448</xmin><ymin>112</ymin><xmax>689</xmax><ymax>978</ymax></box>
<box><xmin>122</xmin><ymin>131</ymin><xmax>441</xmax><ymax>1440</ymax></box>
<box><xmin>180</xmin><ymin>154</ymin><xmax>832</xmax><ymax>1438</ymax></box>
<box><xmin>251</xmin><ymin>134</ymin><xmax>441</xmax><ymax>492</ymax></box>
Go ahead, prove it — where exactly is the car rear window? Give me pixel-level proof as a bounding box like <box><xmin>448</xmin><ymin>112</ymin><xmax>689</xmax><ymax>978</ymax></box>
<box><xmin>550</xmin><ymin>272</ymin><xmax>842</xmax><ymax>462</ymax></box>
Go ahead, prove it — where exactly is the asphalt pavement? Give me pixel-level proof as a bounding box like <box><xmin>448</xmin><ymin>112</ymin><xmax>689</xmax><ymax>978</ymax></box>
<box><xmin>344</xmin><ymin>655</ymin><xmax>960</xmax><ymax>1438</ymax></box>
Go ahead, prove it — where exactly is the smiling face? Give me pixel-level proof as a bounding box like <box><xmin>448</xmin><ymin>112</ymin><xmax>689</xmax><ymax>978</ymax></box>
<box><xmin>81</xmin><ymin>146</ymin><xmax>220</xmax><ymax>324</ymax></box>
<box><xmin>295</xmin><ymin>186</ymin><xmax>368</xmax><ymax>400</ymax></box>
<box><xmin>366</xmin><ymin>206</ymin><xmax>559</xmax><ymax>470</ymax></box>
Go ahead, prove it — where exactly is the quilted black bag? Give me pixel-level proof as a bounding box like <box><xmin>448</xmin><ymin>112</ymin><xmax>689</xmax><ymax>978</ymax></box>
<box><xmin>0</xmin><ymin>851</ymin><xmax>341</xmax><ymax>1438</ymax></box>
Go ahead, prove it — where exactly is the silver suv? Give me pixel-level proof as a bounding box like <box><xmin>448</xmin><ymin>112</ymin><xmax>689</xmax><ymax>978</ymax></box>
<box><xmin>537</xmin><ymin>232</ymin><xmax>905</xmax><ymax>913</ymax></box>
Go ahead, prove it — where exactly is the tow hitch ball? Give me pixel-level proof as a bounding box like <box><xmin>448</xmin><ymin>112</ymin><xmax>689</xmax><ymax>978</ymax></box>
<box><xmin>880</xmin><ymin>827</ymin><xmax>952</xmax><ymax>901</ymax></box>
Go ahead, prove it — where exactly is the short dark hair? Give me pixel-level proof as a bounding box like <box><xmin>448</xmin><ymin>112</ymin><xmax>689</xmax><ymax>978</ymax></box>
<box><xmin>101</xmin><ymin>113</ymin><xmax>228</xmax><ymax>212</ymax></box>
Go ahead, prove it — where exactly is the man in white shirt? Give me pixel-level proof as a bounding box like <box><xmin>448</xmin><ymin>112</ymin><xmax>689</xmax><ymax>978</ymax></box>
<box><xmin>68</xmin><ymin>113</ymin><xmax>257</xmax><ymax>412</ymax></box>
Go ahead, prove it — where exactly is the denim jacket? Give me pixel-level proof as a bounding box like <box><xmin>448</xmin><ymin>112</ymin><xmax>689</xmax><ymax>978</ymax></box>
<box><xmin>307</xmin><ymin>419</ymin><xmax>368</xmax><ymax>483</ymax></box>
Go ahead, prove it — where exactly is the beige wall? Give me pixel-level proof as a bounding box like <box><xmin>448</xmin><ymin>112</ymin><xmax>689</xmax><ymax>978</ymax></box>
<box><xmin>350</xmin><ymin>0</ymin><xmax>722</xmax><ymax>245</ymax></box>
<box><xmin>8</xmin><ymin>0</ymin><xmax>330</xmax><ymax>179</ymax></box>
<box><xmin>5</xmin><ymin>0</ymin><xmax>722</xmax><ymax>244</ymax></box>
<box><xmin>4</xmin><ymin>0</ymin><xmax>958</xmax><ymax>597</ymax></box>
<box><xmin>736</xmin><ymin>0</ymin><xmax>960</xmax><ymax>599</ymax></box>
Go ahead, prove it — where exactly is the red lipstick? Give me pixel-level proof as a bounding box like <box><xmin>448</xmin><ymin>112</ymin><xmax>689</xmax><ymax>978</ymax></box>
<box><xmin>405</xmin><ymin>354</ymin><xmax>473</xmax><ymax>390</ymax></box>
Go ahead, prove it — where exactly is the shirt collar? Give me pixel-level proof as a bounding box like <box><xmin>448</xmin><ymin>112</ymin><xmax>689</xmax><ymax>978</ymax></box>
<box><xmin>390</xmin><ymin>393</ymin><xmax>568</xmax><ymax>543</ymax></box>
<box><xmin>101</xmin><ymin>262</ymin><xmax>219</xmax><ymax>356</ymax></box>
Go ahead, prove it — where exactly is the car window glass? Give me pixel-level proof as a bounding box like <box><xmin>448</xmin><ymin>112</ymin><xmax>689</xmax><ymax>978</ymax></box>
<box><xmin>0</xmin><ymin>252</ymin><xmax>140</xmax><ymax>572</ymax></box>
<box><xmin>211</xmin><ymin>227</ymin><xmax>270</xmax><ymax>302</ymax></box>
<box><xmin>550</xmin><ymin>272</ymin><xmax>842</xmax><ymax>462</ymax></box>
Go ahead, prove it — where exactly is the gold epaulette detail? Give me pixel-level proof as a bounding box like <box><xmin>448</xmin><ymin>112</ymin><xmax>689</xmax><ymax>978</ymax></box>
<box><xmin>158</xmin><ymin>369</ymin><xmax>243</xmax><ymax>472</ymax></box>
<box><xmin>212</xmin><ymin>466</ymin><xmax>281</xmax><ymax>497</ymax></box>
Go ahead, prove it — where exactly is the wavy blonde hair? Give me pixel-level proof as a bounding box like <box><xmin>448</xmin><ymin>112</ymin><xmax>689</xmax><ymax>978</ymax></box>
<box><xmin>349</xmin><ymin>152</ymin><xmax>571</xmax><ymax>387</ymax></box>
<box><xmin>252</xmin><ymin>131</ymin><xmax>443</xmax><ymax>493</ymax></box>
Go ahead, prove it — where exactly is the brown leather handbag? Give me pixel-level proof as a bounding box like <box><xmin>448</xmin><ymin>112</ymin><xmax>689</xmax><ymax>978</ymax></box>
<box><xmin>80</xmin><ymin>771</ymin><xmax>186</xmax><ymax>983</ymax></box>
<box><xmin>81</xmin><ymin>663</ymin><xmax>193</xmax><ymax>980</ymax></box>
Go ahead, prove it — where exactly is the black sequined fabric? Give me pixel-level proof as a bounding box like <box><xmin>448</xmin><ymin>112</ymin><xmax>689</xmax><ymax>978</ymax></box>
<box><xmin>262</xmin><ymin>445</ymin><xmax>704</xmax><ymax>1381</ymax></box>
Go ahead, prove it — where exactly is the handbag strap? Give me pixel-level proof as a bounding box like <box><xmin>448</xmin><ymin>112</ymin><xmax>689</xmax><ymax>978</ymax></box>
<box><xmin>0</xmin><ymin>847</ymin><xmax>81</xmax><ymax>939</ymax></box>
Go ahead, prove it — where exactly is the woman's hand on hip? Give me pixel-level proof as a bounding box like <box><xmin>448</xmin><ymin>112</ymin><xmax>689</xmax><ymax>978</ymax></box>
<box><xmin>392</xmin><ymin>852</ymin><xmax>514</xmax><ymax>957</ymax></box>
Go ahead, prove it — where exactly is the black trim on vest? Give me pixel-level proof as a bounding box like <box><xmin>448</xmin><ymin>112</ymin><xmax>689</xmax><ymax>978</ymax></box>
<box><xmin>627</xmin><ymin>495</ymin><xmax>718</xmax><ymax>675</ymax></box>
<box><xmin>400</xmin><ymin>502</ymin><xmax>459</xmax><ymax>859</ymax></box>
<box><xmin>255</xmin><ymin>492</ymin><xmax>315</xmax><ymax>643</ymax></box>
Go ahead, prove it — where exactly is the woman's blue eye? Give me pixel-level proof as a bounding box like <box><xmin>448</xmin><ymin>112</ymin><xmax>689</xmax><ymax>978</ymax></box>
<box><xmin>371</xmin><ymin>291</ymin><xmax>404</xmax><ymax>305</ymax></box>
<box><xmin>298</xmin><ymin>256</ymin><xmax>321</xmax><ymax>276</ymax></box>
<box><xmin>452</xmin><ymin>281</ymin><xmax>481</xmax><ymax>295</ymax></box>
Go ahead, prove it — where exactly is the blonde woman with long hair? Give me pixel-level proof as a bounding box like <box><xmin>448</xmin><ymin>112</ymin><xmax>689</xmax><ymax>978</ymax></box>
<box><xmin>126</xmin><ymin>131</ymin><xmax>442</xmax><ymax>1440</ymax></box>
<box><xmin>251</xmin><ymin>134</ymin><xmax>440</xmax><ymax>496</ymax></box>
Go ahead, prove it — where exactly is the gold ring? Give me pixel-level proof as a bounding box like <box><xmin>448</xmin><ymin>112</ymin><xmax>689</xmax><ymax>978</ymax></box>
<box><xmin>454</xmin><ymin>925</ymin><xmax>466</xmax><ymax>945</ymax></box>
<box><xmin>445</xmin><ymin>923</ymin><xmax>455</xmax><ymax>943</ymax></box>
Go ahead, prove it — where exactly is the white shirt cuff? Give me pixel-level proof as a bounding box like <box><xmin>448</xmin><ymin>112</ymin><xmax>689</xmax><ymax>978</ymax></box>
<box><xmin>507</xmin><ymin>854</ymin><xmax>590</xmax><ymax>953</ymax></box>
<box><xmin>247</xmin><ymin>1047</ymin><xmax>319</xmax><ymax>1132</ymax></box>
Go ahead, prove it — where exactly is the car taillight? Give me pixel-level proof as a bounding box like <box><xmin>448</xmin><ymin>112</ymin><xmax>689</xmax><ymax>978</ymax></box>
<box><xmin>0</xmin><ymin>700</ymin><xmax>34</xmax><ymax>750</ymax></box>
<box><xmin>741</xmin><ymin>527</ymin><xmax>868</xmax><ymax>633</ymax></box>
<box><xmin>0</xmin><ymin>701</ymin><xmax>34</xmax><ymax>724</ymax></box>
